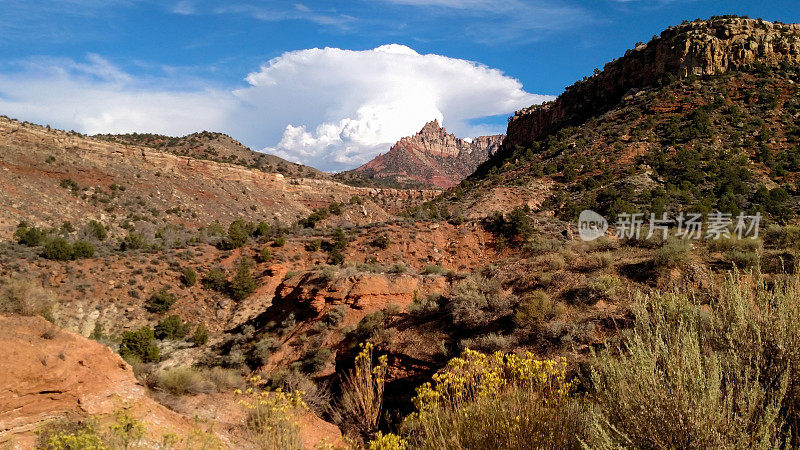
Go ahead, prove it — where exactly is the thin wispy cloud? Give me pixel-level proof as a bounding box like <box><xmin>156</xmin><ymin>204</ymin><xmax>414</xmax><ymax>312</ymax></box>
<box><xmin>172</xmin><ymin>0</ymin><xmax>197</xmax><ymax>15</ymax></box>
<box><xmin>381</xmin><ymin>0</ymin><xmax>592</xmax><ymax>44</ymax></box>
<box><xmin>180</xmin><ymin>1</ymin><xmax>357</xmax><ymax>30</ymax></box>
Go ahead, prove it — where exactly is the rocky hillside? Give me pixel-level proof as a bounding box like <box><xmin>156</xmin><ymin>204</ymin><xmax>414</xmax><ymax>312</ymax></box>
<box><xmin>454</xmin><ymin>17</ymin><xmax>800</xmax><ymax>224</ymax></box>
<box><xmin>94</xmin><ymin>130</ymin><xmax>327</xmax><ymax>179</ymax></box>
<box><xmin>337</xmin><ymin>120</ymin><xmax>503</xmax><ymax>189</ymax></box>
<box><xmin>0</xmin><ymin>117</ymin><xmax>437</xmax><ymax>239</ymax></box>
<box><xmin>500</xmin><ymin>16</ymin><xmax>800</xmax><ymax>153</ymax></box>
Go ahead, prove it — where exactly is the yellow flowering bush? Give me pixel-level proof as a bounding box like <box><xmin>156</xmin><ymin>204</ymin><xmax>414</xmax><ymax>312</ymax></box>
<box><xmin>413</xmin><ymin>348</ymin><xmax>571</xmax><ymax>413</ymax></box>
<box><xmin>43</xmin><ymin>425</ymin><xmax>107</xmax><ymax>450</ymax></box>
<box><xmin>403</xmin><ymin>349</ymin><xmax>585</xmax><ymax>449</ymax></box>
<box><xmin>367</xmin><ymin>431</ymin><xmax>408</xmax><ymax>450</ymax></box>
<box><xmin>237</xmin><ymin>375</ymin><xmax>308</xmax><ymax>450</ymax></box>
<box><xmin>338</xmin><ymin>342</ymin><xmax>388</xmax><ymax>435</ymax></box>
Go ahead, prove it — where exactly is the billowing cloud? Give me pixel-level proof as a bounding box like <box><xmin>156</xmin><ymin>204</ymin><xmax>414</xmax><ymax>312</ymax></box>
<box><xmin>238</xmin><ymin>44</ymin><xmax>549</xmax><ymax>169</ymax></box>
<box><xmin>0</xmin><ymin>46</ymin><xmax>551</xmax><ymax>171</ymax></box>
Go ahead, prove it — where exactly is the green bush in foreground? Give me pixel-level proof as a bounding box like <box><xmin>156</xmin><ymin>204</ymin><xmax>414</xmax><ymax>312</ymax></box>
<box><xmin>119</xmin><ymin>326</ymin><xmax>160</xmax><ymax>363</ymax></box>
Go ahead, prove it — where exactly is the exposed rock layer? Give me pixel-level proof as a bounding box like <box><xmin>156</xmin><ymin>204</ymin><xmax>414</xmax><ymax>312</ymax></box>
<box><xmin>348</xmin><ymin>120</ymin><xmax>503</xmax><ymax>188</ymax></box>
<box><xmin>505</xmin><ymin>17</ymin><xmax>800</xmax><ymax>150</ymax></box>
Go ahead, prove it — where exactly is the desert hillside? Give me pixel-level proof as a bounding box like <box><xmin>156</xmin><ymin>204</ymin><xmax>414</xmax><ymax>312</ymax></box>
<box><xmin>3</xmin><ymin>15</ymin><xmax>800</xmax><ymax>450</ymax></box>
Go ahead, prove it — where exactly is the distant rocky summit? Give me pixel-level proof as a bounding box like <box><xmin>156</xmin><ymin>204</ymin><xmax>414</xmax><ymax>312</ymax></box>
<box><xmin>337</xmin><ymin>120</ymin><xmax>503</xmax><ymax>189</ymax></box>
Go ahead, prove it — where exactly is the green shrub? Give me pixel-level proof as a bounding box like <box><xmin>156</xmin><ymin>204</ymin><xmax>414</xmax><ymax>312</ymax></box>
<box><xmin>229</xmin><ymin>258</ymin><xmax>256</xmax><ymax>301</ymax></box>
<box><xmin>191</xmin><ymin>323</ymin><xmax>209</xmax><ymax>346</ymax></box>
<box><xmin>389</xmin><ymin>262</ymin><xmax>408</xmax><ymax>274</ymax></box>
<box><xmin>254</xmin><ymin>221</ymin><xmax>271</xmax><ymax>238</ymax></box>
<box><xmin>328</xmin><ymin>202</ymin><xmax>343</xmax><ymax>215</ymax></box>
<box><xmin>483</xmin><ymin>206</ymin><xmax>533</xmax><ymax>242</ymax></box>
<box><xmin>592</xmin><ymin>251</ymin><xmax>613</xmax><ymax>268</ymax></box>
<box><xmin>449</xmin><ymin>276</ymin><xmax>515</xmax><ymax>331</ymax></box>
<box><xmin>763</xmin><ymin>225</ymin><xmax>800</xmax><ymax>249</ymax></box>
<box><xmin>15</xmin><ymin>225</ymin><xmax>46</xmax><ymax>246</ymax></box>
<box><xmin>327</xmin><ymin>248</ymin><xmax>345</xmax><ymax>265</ymax></box>
<box><xmin>573</xmin><ymin>274</ymin><xmax>622</xmax><ymax>304</ymax></box>
<box><xmin>85</xmin><ymin>220</ymin><xmax>107</xmax><ymax>241</ymax></box>
<box><xmin>653</xmin><ymin>240</ymin><xmax>691</xmax><ymax>269</ymax></box>
<box><xmin>146</xmin><ymin>289</ymin><xmax>177</xmax><ymax>313</ymax></box>
<box><xmin>221</xmin><ymin>219</ymin><xmax>251</xmax><ymax>249</ymax></box>
<box><xmin>272</xmin><ymin>236</ymin><xmax>286</xmax><ymax>247</ymax></box>
<box><xmin>305</xmin><ymin>239</ymin><xmax>322</xmax><ymax>252</ymax></box>
<box><xmin>515</xmin><ymin>291</ymin><xmax>558</xmax><ymax>328</ymax></box>
<box><xmin>724</xmin><ymin>250</ymin><xmax>760</xmax><ymax>269</ymax></box>
<box><xmin>707</xmin><ymin>236</ymin><xmax>763</xmax><ymax>253</ymax></box>
<box><xmin>206</xmin><ymin>367</ymin><xmax>243</xmax><ymax>391</ymax></box>
<box><xmin>71</xmin><ymin>240</ymin><xmax>95</xmax><ymax>258</ymax></box>
<box><xmin>523</xmin><ymin>235</ymin><xmax>561</xmax><ymax>254</ymax></box>
<box><xmin>331</xmin><ymin>227</ymin><xmax>348</xmax><ymax>250</ymax></box>
<box><xmin>119</xmin><ymin>326</ymin><xmax>160</xmax><ymax>363</ymax></box>
<box><xmin>250</xmin><ymin>247</ymin><xmax>269</xmax><ymax>264</ymax></box>
<box><xmin>202</xmin><ymin>267</ymin><xmax>228</xmax><ymax>291</ymax></box>
<box><xmin>407</xmin><ymin>293</ymin><xmax>441</xmax><ymax>318</ymax></box>
<box><xmin>122</xmin><ymin>232</ymin><xmax>146</xmax><ymax>250</ymax></box>
<box><xmin>422</xmin><ymin>264</ymin><xmax>448</xmax><ymax>275</ymax></box>
<box><xmin>181</xmin><ymin>267</ymin><xmax>197</xmax><ymax>287</ymax></box>
<box><xmin>541</xmin><ymin>253</ymin><xmax>567</xmax><ymax>271</ymax></box>
<box><xmin>324</xmin><ymin>305</ymin><xmax>349</xmax><ymax>326</ymax></box>
<box><xmin>370</xmin><ymin>235</ymin><xmax>391</xmax><ymax>249</ymax></box>
<box><xmin>154</xmin><ymin>315</ymin><xmax>190</xmax><ymax>340</ymax></box>
<box><xmin>299</xmin><ymin>207</ymin><xmax>329</xmax><ymax>228</ymax></box>
<box><xmin>41</xmin><ymin>238</ymin><xmax>73</xmax><ymax>261</ymax></box>
<box><xmin>351</xmin><ymin>311</ymin><xmax>386</xmax><ymax>341</ymax></box>
<box><xmin>251</xmin><ymin>335</ymin><xmax>281</xmax><ymax>366</ymax></box>
<box><xmin>301</xmin><ymin>347</ymin><xmax>332</xmax><ymax>373</ymax></box>
<box><xmin>459</xmin><ymin>332</ymin><xmax>515</xmax><ymax>353</ymax></box>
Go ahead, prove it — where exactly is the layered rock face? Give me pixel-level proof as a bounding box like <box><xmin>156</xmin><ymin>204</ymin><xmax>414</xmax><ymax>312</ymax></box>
<box><xmin>505</xmin><ymin>17</ymin><xmax>800</xmax><ymax>150</ymax></box>
<box><xmin>349</xmin><ymin>120</ymin><xmax>504</xmax><ymax>188</ymax></box>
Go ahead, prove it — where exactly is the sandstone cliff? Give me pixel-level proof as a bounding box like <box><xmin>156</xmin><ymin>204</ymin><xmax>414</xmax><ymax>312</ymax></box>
<box><xmin>504</xmin><ymin>17</ymin><xmax>800</xmax><ymax>151</ymax></box>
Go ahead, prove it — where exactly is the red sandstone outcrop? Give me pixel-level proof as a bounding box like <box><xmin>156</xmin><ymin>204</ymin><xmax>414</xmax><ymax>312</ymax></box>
<box><xmin>346</xmin><ymin>120</ymin><xmax>503</xmax><ymax>188</ymax></box>
<box><xmin>0</xmin><ymin>315</ymin><xmax>218</xmax><ymax>448</ymax></box>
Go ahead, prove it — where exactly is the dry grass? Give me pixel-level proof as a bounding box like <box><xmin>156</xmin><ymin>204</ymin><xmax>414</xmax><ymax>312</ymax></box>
<box><xmin>0</xmin><ymin>275</ymin><xmax>55</xmax><ymax>318</ymax></box>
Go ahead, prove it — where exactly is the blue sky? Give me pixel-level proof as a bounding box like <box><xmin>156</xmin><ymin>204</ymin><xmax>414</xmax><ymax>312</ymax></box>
<box><xmin>0</xmin><ymin>0</ymin><xmax>798</xmax><ymax>171</ymax></box>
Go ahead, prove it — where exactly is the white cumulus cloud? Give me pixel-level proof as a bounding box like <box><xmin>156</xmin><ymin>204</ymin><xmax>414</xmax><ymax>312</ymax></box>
<box><xmin>235</xmin><ymin>44</ymin><xmax>550</xmax><ymax>170</ymax></box>
<box><xmin>0</xmin><ymin>46</ymin><xmax>551</xmax><ymax>171</ymax></box>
